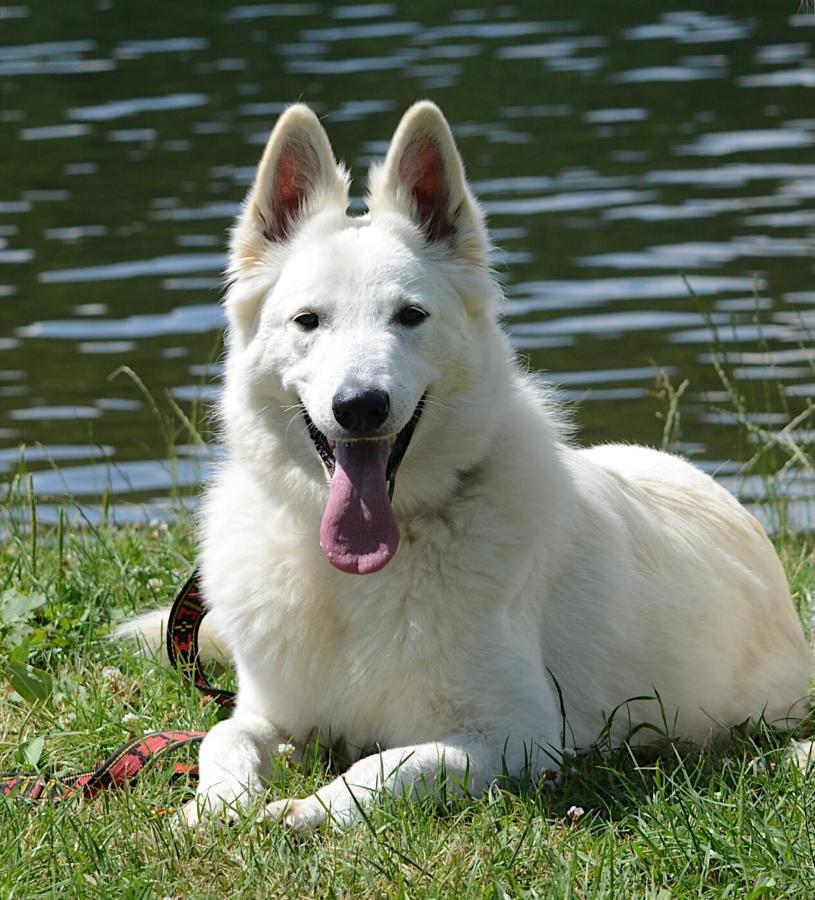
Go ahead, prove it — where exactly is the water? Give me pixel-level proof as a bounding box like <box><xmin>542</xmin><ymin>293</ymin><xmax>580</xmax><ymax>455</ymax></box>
<box><xmin>0</xmin><ymin>1</ymin><xmax>813</xmax><ymax>527</ymax></box>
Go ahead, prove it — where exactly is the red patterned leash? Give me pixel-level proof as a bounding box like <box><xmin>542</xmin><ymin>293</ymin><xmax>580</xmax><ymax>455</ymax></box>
<box><xmin>1</xmin><ymin>569</ymin><xmax>231</xmax><ymax>802</ymax></box>
<box><xmin>0</xmin><ymin>730</ymin><xmax>206</xmax><ymax>802</ymax></box>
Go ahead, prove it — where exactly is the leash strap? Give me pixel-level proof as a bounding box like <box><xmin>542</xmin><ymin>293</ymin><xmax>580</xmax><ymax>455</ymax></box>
<box><xmin>2</xmin><ymin>569</ymin><xmax>230</xmax><ymax>802</ymax></box>
<box><xmin>166</xmin><ymin>569</ymin><xmax>235</xmax><ymax>709</ymax></box>
<box><xmin>0</xmin><ymin>730</ymin><xmax>205</xmax><ymax>802</ymax></box>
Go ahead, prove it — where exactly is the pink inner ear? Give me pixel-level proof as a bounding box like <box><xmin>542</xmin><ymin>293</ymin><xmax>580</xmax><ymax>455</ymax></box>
<box><xmin>264</xmin><ymin>139</ymin><xmax>315</xmax><ymax>242</ymax></box>
<box><xmin>399</xmin><ymin>135</ymin><xmax>454</xmax><ymax>242</ymax></box>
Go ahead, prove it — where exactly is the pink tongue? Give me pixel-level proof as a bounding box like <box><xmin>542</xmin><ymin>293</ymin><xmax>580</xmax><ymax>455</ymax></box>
<box><xmin>320</xmin><ymin>439</ymin><xmax>400</xmax><ymax>575</ymax></box>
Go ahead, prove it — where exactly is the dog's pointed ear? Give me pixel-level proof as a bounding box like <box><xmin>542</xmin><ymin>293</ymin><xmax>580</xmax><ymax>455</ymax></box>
<box><xmin>367</xmin><ymin>101</ymin><xmax>488</xmax><ymax>265</ymax></box>
<box><xmin>231</xmin><ymin>104</ymin><xmax>348</xmax><ymax>265</ymax></box>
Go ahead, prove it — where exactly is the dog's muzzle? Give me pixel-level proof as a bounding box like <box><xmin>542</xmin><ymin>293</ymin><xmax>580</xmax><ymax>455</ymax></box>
<box><xmin>302</xmin><ymin>396</ymin><xmax>424</xmax><ymax>498</ymax></box>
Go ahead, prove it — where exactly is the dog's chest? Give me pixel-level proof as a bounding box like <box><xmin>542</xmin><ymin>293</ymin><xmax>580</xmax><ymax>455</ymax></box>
<box><xmin>233</xmin><ymin>538</ymin><xmax>498</xmax><ymax>746</ymax></box>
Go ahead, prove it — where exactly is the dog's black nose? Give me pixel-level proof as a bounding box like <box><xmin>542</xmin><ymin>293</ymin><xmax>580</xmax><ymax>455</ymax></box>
<box><xmin>332</xmin><ymin>387</ymin><xmax>390</xmax><ymax>433</ymax></box>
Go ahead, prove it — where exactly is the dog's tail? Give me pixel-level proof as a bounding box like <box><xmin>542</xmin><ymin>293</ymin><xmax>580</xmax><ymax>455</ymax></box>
<box><xmin>113</xmin><ymin>608</ymin><xmax>226</xmax><ymax>664</ymax></box>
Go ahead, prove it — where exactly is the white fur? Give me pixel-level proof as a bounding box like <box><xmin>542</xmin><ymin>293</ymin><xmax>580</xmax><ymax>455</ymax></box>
<box><xmin>123</xmin><ymin>102</ymin><xmax>811</xmax><ymax>831</ymax></box>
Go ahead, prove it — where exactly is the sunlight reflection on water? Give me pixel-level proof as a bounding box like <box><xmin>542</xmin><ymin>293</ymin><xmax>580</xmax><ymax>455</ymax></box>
<box><xmin>0</xmin><ymin>1</ymin><xmax>813</xmax><ymax>526</ymax></box>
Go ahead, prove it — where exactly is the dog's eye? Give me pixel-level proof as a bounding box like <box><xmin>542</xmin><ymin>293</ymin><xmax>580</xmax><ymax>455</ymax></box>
<box><xmin>396</xmin><ymin>305</ymin><xmax>429</xmax><ymax>327</ymax></box>
<box><xmin>293</xmin><ymin>312</ymin><xmax>319</xmax><ymax>331</ymax></box>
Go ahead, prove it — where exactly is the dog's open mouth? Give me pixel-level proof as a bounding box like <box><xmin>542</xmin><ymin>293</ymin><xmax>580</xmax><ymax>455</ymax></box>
<box><xmin>302</xmin><ymin>399</ymin><xmax>424</xmax><ymax>576</ymax></box>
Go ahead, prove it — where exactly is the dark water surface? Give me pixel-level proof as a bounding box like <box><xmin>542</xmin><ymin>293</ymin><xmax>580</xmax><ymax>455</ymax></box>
<box><xmin>1</xmin><ymin>1</ymin><xmax>814</xmax><ymax>527</ymax></box>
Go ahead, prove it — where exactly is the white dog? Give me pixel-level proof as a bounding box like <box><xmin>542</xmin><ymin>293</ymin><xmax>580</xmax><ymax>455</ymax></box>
<box><xmin>122</xmin><ymin>101</ymin><xmax>810</xmax><ymax>831</ymax></box>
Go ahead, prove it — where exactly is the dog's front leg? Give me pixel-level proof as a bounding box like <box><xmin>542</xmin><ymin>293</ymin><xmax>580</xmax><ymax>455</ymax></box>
<box><xmin>179</xmin><ymin>711</ymin><xmax>285</xmax><ymax>826</ymax></box>
<box><xmin>263</xmin><ymin>734</ymin><xmax>502</xmax><ymax>832</ymax></box>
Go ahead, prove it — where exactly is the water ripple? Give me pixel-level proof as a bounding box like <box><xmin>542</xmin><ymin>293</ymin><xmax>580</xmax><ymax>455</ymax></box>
<box><xmin>39</xmin><ymin>253</ymin><xmax>225</xmax><ymax>283</ymax></box>
<box><xmin>70</xmin><ymin>93</ymin><xmax>209</xmax><ymax>122</ymax></box>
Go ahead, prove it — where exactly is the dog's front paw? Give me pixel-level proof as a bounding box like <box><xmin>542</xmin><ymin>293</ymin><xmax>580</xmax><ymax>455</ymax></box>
<box><xmin>263</xmin><ymin>795</ymin><xmax>326</xmax><ymax>832</ymax></box>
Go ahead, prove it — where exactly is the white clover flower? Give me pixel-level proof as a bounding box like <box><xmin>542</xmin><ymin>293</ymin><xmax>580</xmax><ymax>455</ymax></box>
<box><xmin>567</xmin><ymin>805</ymin><xmax>585</xmax><ymax>824</ymax></box>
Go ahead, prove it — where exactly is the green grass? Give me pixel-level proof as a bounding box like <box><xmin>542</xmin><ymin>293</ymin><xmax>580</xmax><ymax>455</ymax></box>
<box><xmin>0</xmin><ymin>511</ymin><xmax>814</xmax><ymax>898</ymax></box>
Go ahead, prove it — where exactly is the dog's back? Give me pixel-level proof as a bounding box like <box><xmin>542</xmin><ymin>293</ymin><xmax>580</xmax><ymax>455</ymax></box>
<box><xmin>537</xmin><ymin>443</ymin><xmax>810</xmax><ymax>746</ymax></box>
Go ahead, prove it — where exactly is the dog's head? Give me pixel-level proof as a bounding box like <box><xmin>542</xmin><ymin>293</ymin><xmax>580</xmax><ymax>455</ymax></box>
<box><xmin>221</xmin><ymin>102</ymin><xmax>509</xmax><ymax>575</ymax></box>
